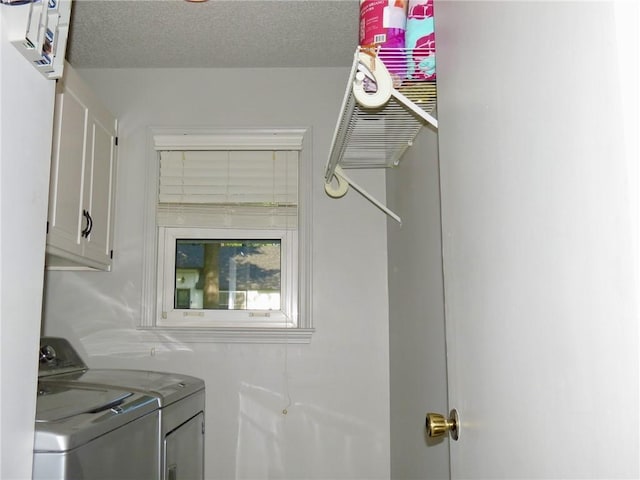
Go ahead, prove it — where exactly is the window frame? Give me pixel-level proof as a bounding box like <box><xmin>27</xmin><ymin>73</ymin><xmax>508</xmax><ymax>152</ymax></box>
<box><xmin>157</xmin><ymin>227</ymin><xmax>297</xmax><ymax>328</ymax></box>
<box><xmin>139</xmin><ymin>128</ymin><xmax>314</xmax><ymax>344</ymax></box>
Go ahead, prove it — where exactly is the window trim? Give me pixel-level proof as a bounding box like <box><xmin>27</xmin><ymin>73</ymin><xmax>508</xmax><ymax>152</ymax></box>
<box><xmin>139</xmin><ymin>127</ymin><xmax>314</xmax><ymax>343</ymax></box>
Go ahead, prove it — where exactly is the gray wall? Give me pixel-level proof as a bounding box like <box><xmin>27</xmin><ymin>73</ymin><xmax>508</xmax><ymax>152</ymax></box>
<box><xmin>386</xmin><ymin>126</ymin><xmax>449</xmax><ymax>479</ymax></box>
<box><xmin>43</xmin><ymin>67</ymin><xmax>392</xmax><ymax>480</ymax></box>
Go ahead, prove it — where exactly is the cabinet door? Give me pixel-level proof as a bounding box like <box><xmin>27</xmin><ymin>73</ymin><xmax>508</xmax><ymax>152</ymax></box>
<box><xmin>82</xmin><ymin>97</ymin><xmax>117</xmax><ymax>267</ymax></box>
<box><xmin>47</xmin><ymin>83</ymin><xmax>87</xmax><ymax>257</ymax></box>
<box><xmin>46</xmin><ymin>63</ymin><xmax>117</xmax><ymax>270</ymax></box>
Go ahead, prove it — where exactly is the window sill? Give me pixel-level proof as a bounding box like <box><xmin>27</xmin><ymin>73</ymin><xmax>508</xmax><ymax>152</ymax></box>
<box><xmin>136</xmin><ymin>326</ymin><xmax>314</xmax><ymax>344</ymax></box>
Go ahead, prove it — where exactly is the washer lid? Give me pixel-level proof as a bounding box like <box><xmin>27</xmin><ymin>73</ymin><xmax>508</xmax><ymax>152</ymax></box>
<box><xmin>34</xmin><ymin>384</ymin><xmax>158</xmax><ymax>452</ymax></box>
<box><xmin>36</xmin><ymin>383</ymin><xmax>133</xmax><ymax>422</ymax></box>
<box><xmin>48</xmin><ymin>369</ymin><xmax>205</xmax><ymax>406</ymax></box>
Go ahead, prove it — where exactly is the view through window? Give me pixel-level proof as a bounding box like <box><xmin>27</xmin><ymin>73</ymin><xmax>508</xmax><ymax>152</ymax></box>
<box><xmin>174</xmin><ymin>239</ymin><xmax>282</xmax><ymax>311</ymax></box>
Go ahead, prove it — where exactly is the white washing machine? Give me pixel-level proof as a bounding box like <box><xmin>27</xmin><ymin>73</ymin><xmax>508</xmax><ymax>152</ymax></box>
<box><xmin>34</xmin><ymin>381</ymin><xmax>159</xmax><ymax>479</ymax></box>
<box><xmin>39</xmin><ymin>337</ymin><xmax>206</xmax><ymax>480</ymax></box>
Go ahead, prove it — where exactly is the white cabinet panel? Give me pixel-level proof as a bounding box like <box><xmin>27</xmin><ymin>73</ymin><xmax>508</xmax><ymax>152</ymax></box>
<box><xmin>47</xmin><ymin>87</ymin><xmax>86</xmax><ymax>257</ymax></box>
<box><xmin>46</xmin><ymin>62</ymin><xmax>117</xmax><ymax>270</ymax></box>
<box><xmin>82</xmin><ymin>106</ymin><xmax>116</xmax><ymax>266</ymax></box>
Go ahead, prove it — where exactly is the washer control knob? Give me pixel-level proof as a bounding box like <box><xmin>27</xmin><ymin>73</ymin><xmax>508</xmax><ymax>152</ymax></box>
<box><xmin>39</xmin><ymin>345</ymin><xmax>57</xmax><ymax>363</ymax></box>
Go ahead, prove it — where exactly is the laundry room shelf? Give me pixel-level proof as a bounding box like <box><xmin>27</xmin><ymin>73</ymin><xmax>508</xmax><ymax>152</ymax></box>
<box><xmin>11</xmin><ymin>0</ymin><xmax>72</xmax><ymax>79</ymax></box>
<box><xmin>324</xmin><ymin>47</ymin><xmax>438</xmax><ymax>223</ymax></box>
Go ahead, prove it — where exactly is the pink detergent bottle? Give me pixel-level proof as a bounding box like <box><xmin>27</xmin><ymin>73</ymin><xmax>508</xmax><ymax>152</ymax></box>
<box><xmin>360</xmin><ymin>0</ymin><xmax>408</xmax><ymax>83</ymax></box>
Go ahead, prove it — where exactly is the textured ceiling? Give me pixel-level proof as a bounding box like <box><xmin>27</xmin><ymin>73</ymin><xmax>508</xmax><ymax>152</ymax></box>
<box><xmin>66</xmin><ymin>0</ymin><xmax>359</xmax><ymax>68</ymax></box>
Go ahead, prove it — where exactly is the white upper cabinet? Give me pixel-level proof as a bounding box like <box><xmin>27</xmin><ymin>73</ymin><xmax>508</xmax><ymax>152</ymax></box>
<box><xmin>46</xmin><ymin>62</ymin><xmax>118</xmax><ymax>271</ymax></box>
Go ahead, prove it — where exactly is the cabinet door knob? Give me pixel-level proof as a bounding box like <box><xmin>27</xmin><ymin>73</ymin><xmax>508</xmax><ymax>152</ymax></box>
<box><xmin>85</xmin><ymin>211</ymin><xmax>93</xmax><ymax>237</ymax></box>
<box><xmin>81</xmin><ymin>210</ymin><xmax>90</xmax><ymax>237</ymax></box>
<box><xmin>81</xmin><ymin>210</ymin><xmax>93</xmax><ymax>238</ymax></box>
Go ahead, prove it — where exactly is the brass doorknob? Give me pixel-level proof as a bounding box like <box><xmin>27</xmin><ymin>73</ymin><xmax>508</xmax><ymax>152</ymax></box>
<box><xmin>426</xmin><ymin>409</ymin><xmax>459</xmax><ymax>441</ymax></box>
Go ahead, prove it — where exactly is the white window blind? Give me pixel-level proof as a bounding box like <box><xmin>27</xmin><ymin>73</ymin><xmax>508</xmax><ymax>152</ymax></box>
<box><xmin>157</xmin><ymin>150</ymin><xmax>298</xmax><ymax>229</ymax></box>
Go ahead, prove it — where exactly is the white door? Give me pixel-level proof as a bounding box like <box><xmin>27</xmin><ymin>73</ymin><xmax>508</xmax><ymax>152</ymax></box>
<box><xmin>435</xmin><ymin>1</ymin><xmax>639</xmax><ymax>478</ymax></box>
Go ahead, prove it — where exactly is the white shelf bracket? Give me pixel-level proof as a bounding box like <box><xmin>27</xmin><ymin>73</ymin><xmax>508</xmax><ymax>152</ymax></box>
<box><xmin>325</xmin><ymin>166</ymin><xmax>402</xmax><ymax>224</ymax></box>
<box><xmin>390</xmin><ymin>88</ymin><xmax>438</xmax><ymax>129</ymax></box>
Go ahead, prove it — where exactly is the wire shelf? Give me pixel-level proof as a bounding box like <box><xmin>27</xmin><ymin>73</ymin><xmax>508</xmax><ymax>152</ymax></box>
<box><xmin>325</xmin><ymin>48</ymin><xmax>437</xmax><ymax>181</ymax></box>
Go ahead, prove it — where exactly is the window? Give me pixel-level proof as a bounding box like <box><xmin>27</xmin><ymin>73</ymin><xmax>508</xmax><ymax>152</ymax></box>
<box><xmin>158</xmin><ymin>228</ymin><xmax>296</xmax><ymax>328</ymax></box>
<box><xmin>140</xmin><ymin>129</ymin><xmax>313</xmax><ymax>343</ymax></box>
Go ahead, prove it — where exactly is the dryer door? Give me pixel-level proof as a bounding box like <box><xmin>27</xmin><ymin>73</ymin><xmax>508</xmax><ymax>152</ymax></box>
<box><xmin>164</xmin><ymin>412</ymin><xmax>205</xmax><ymax>480</ymax></box>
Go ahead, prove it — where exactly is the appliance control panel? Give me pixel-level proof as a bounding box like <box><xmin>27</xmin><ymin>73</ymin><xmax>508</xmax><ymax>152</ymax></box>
<box><xmin>38</xmin><ymin>337</ymin><xmax>87</xmax><ymax>377</ymax></box>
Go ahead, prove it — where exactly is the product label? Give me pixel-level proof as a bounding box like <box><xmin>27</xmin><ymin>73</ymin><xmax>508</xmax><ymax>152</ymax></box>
<box><xmin>360</xmin><ymin>0</ymin><xmax>407</xmax><ymax>47</ymax></box>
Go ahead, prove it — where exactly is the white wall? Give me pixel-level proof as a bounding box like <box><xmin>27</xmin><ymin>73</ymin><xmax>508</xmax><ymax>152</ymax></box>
<box><xmin>386</xmin><ymin>126</ymin><xmax>450</xmax><ymax>479</ymax></box>
<box><xmin>42</xmin><ymin>67</ymin><xmax>392</xmax><ymax>479</ymax></box>
<box><xmin>0</xmin><ymin>5</ymin><xmax>56</xmax><ymax>479</ymax></box>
